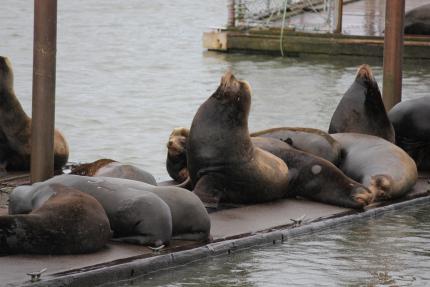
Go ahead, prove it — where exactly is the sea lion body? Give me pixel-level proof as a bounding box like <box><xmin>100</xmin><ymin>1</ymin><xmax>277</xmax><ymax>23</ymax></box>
<box><xmin>251</xmin><ymin>137</ymin><xmax>374</xmax><ymax>208</ymax></box>
<box><xmin>404</xmin><ymin>4</ymin><xmax>430</xmax><ymax>35</ymax></box>
<box><xmin>187</xmin><ymin>72</ymin><xmax>289</xmax><ymax>207</ymax></box>
<box><xmin>71</xmin><ymin>159</ymin><xmax>157</xmax><ymax>185</ymax></box>
<box><xmin>329</xmin><ymin>65</ymin><xmax>395</xmax><ymax>143</ymax></box>
<box><xmin>12</xmin><ymin>175</ymin><xmax>172</xmax><ymax>246</ymax></box>
<box><xmin>388</xmin><ymin>96</ymin><xmax>430</xmax><ymax>170</ymax></box>
<box><xmin>332</xmin><ymin>133</ymin><xmax>417</xmax><ymax>201</ymax></box>
<box><xmin>1</xmin><ymin>184</ymin><xmax>111</xmax><ymax>254</ymax></box>
<box><xmin>251</xmin><ymin>127</ymin><xmax>342</xmax><ymax>165</ymax></box>
<box><xmin>0</xmin><ymin>56</ymin><xmax>69</xmax><ymax>171</ymax></box>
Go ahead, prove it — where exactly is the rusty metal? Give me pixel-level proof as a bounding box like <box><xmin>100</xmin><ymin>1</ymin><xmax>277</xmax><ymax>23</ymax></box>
<box><xmin>31</xmin><ymin>0</ymin><xmax>58</xmax><ymax>183</ymax></box>
<box><xmin>227</xmin><ymin>0</ymin><xmax>236</xmax><ymax>28</ymax></box>
<box><xmin>382</xmin><ymin>0</ymin><xmax>405</xmax><ymax>111</ymax></box>
<box><xmin>335</xmin><ymin>0</ymin><xmax>343</xmax><ymax>33</ymax></box>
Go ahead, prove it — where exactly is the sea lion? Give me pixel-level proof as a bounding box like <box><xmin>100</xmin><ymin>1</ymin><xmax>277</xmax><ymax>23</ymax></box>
<box><xmin>166</xmin><ymin>127</ymin><xmax>189</xmax><ymax>183</ymax></box>
<box><xmin>388</xmin><ymin>96</ymin><xmax>430</xmax><ymax>170</ymax></box>
<box><xmin>12</xmin><ymin>175</ymin><xmax>172</xmax><ymax>246</ymax></box>
<box><xmin>251</xmin><ymin>137</ymin><xmax>374</xmax><ymax>208</ymax></box>
<box><xmin>1</xmin><ymin>184</ymin><xmax>111</xmax><ymax>254</ymax></box>
<box><xmin>251</xmin><ymin>127</ymin><xmax>342</xmax><ymax>165</ymax></box>
<box><xmin>331</xmin><ymin>133</ymin><xmax>418</xmax><ymax>201</ymax></box>
<box><xmin>71</xmin><ymin>159</ymin><xmax>157</xmax><ymax>185</ymax></box>
<box><xmin>404</xmin><ymin>4</ymin><xmax>430</xmax><ymax>35</ymax></box>
<box><xmin>0</xmin><ymin>56</ymin><xmax>69</xmax><ymax>171</ymax></box>
<box><xmin>12</xmin><ymin>174</ymin><xmax>210</xmax><ymax>242</ymax></box>
<box><xmin>187</xmin><ymin>72</ymin><xmax>289</xmax><ymax>207</ymax></box>
<box><xmin>328</xmin><ymin>64</ymin><xmax>395</xmax><ymax>143</ymax></box>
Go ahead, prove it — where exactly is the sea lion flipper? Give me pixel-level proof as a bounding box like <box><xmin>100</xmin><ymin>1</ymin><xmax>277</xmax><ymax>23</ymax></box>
<box><xmin>193</xmin><ymin>175</ymin><xmax>222</xmax><ymax>209</ymax></box>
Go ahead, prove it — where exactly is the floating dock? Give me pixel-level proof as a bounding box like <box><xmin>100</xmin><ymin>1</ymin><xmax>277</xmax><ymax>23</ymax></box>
<box><xmin>203</xmin><ymin>0</ymin><xmax>430</xmax><ymax>58</ymax></box>
<box><xmin>1</xmin><ymin>173</ymin><xmax>429</xmax><ymax>287</ymax></box>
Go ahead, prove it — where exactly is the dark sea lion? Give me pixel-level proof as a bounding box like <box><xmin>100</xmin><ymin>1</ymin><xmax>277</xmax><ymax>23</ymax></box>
<box><xmin>251</xmin><ymin>137</ymin><xmax>374</xmax><ymax>208</ymax></box>
<box><xmin>328</xmin><ymin>65</ymin><xmax>395</xmax><ymax>143</ymax></box>
<box><xmin>12</xmin><ymin>175</ymin><xmax>172</xmax><ymax>246</ymax></box>
<box><xmin>1</xmin><ymin>184</ymin><xmax>111</xmax><ymax>254</ymax></box>
<box><xmin>187</xmin><ymin>72</ymin><xmax>289</xmax><ymax>207</ymax></box>
<box><xmin>388</xmin><ymin>96</ymin><xmax>430</xmax><ymax>170</ymax></box>
<box><xmin>71</xmin><ymin>158</ymin><xmax>157</xmax><ymax>185</ymax></box>
<box><xmin>404</xmin><ymin>4</ymin><xmax>430</xmax><ymax>35</ymax></box>
<box><xmin>166</xmin><ymin>127</ymin><xmax>189</xmax><ymax>183</ymax></box>
<box><xmin>251</xmin><ymin>127</ymin><xmax>342</xmax><ymax>165</ymax></box>
<box><xmin>331</xmin><ymin>133</ymin><xmax>418</xmax><ymax>201</ymax></box>
<box><xmin>0</xmin><ymin>56</ymin><xmax>69</xmax><ymax>171</ymax></box>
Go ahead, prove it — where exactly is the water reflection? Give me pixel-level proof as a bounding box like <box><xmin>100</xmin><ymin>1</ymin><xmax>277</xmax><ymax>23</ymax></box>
<box><xmin>115</xmin><ymin>204</ymin><xmax>430</xmax><ymax>287</ymax></box>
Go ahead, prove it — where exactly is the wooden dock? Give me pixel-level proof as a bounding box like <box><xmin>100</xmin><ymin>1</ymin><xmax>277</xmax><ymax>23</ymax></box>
<box><xmin>203</xmin><ymin>0</ymin><xmax>430</xmax><ymax>58</ymax></box>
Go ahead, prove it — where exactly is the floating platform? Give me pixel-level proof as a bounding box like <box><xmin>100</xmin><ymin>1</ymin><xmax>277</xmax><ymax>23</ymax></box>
<box><xmin>1</xmin><ymin>172</ymin><xmax>430</xmax><ymax>287</ymax></box>
<box><xmin>203</xmin><ymin>0</ymin><xmax>430</xmax><ymax>58</ymax></box>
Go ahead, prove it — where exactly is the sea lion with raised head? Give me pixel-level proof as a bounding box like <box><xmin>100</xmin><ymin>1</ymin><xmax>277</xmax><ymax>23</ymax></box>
<box><xmin>166</xmin><ymin>127</ymin><xmax>189</xmax><ymax>183</ymax></box>
<box><xmin>388</xmin><ymin>96</ymin><xmax>430</xmax><ymax>171</ymax></box>
<box><xmin>331</xmin><ymin>133</ymin><xmax>418</xmax><ymax>201</ymax></box>
<box><xmin>328</xmin><ymin>64</ymin><xmax>395</xmax><ymax>143</ymax></box>
<box><xmin>1</xmin><ymin>184</ymin><xmax>111</xmax><ymax>254</ymax></box>
<box><xmin>187</xmin><ymin>72</ymin><xmax>289</xmax><ymax>208</ymax></box>
<box><xmin>0</xmin><ymin>56</ymin><xmax>69</xmax><ymax>171</ymax></box>
<box><xmin>71</xmin><ymin>158</ymin><xmax>157</xmax><ymax>185</ymax></box>
<box><xmin>11</xmin><ymin>175</ymin><xmax>172</xmax><ymax>246</ymax></box>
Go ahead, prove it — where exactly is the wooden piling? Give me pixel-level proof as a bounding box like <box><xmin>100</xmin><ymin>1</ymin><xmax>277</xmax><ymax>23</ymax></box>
<box><xmin>335</xmin><ymin>0</ymin><xmax>343</xmax><ymax>33</ymax></box>
<box><xmin>31</xmin><ymin>0</ymin><xmax>57</xmax><ymax>183</ymax></box>
<box><xmin>382</xmin><ymin>0</ymin><xmax>405</xmax><ymax>111</ymax></box>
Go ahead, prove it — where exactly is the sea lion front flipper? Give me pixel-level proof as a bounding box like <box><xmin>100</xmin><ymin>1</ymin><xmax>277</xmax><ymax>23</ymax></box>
<box><xmin>192</xmin><ymin>175</ymin><xmax>222</xmax><ymax>210</ymax></box>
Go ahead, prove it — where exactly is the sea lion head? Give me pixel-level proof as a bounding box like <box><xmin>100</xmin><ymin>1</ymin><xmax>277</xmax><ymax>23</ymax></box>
<box><xmin>355</xmin><ymin>64</ymin><xmax>379</xmax><ymax>91</ymax></box>
<box><xmin>167</xmin><ymin>127</ymin><xmax>189</xmax><ymax>157</ymax></box>
<box><xmin>0</xmin><ymin>56</ymin><xmax>14</xmax><ymax>94</ymax></box>
<box><xmin>212</xmin><ymin>71</ymin><xmax>252</xmax><ymax>121</ymax></box>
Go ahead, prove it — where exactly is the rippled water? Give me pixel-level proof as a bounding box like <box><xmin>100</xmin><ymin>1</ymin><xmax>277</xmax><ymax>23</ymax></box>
<box><xmin>1</xmin><ymin>1</ymin><xmax>429</xmax><ymax>181</ymax></box>
<box><xmin>115</xmin><ymin>203</ymin><xmax>430</xmax><ymax>287</ymax></box>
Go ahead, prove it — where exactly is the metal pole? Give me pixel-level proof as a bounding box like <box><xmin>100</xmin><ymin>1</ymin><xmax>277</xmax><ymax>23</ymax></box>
<box><xmin>382</xmin><ymin>0</ymin><xmax>405</xmax><ymax>110</ymax></box>
<box><xmin>31</xmin><ymin>0</ymin><xmax>57</xmax><ymax>183</ymax></box>
<box><xmin>227</xmin><ymin>0</ymin><xmax>236</xmax><ymax>28</ymax></box>
<box><xmin>335</xmin><ymin>0</ymin><xmax>343</xmax><ymax>33</ymax></box>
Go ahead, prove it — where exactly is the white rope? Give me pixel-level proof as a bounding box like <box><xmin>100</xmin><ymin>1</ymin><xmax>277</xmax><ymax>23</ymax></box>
<box><xmin>279</xmin><ymin>0</ymin><xmax>288</xmax><ymax>56</ymax></box>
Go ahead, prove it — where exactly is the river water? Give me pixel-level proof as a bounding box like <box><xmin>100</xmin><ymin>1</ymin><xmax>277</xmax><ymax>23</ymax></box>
<box><xmin>1</xmin><ymin>1</ymin><xmax>430</xmax><ymax>286</ymax></box>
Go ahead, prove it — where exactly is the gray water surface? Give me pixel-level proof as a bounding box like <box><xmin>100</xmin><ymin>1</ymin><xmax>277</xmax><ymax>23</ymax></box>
<box><xmin>1</xmin><ymin>1</ymin><xmax>429</xmax><ymax>181</ymax></box>
<box><xmin>115</xmin><ymin>203</ymin><xmax>430</xmax><ymax>287</ymax></box>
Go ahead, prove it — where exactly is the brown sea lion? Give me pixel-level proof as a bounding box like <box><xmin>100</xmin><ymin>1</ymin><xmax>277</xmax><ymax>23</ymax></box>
<box><xmin>187</xmin><ymin>72</ymin><xmax>289</xmax><ymax>207</ymax></box>
<box><xmin>251</xmin><ymin>137</ymin><xmax>374</xmax><ymax>208</ymax></box>
<box><xmin>0</xmin><ymin>56</ymin><xmax>69</xmax><ymax>171</ymax></box>
<box><xmin>251</xmin><ymin>127</ymin><xmax>342</xmax><ymax>165</ymax></box>
<box><xmin>328</xmin><ymin>65</ymin><xmax>395</xmax><ymax>143</ymax></box>
<box><xmin>331</xmin><ymin>133</ymin><xmax>418</xmax><ymax>201</ymax></box>
<box><xmin>388</xmin><ymin>96</ymin><xmax>430</xmax><ymax>171</ymax></box>
<box><xmin>0</xmin><ymin>184</ymin><xmax>111</xmax><ymax>254</ymax></box>
<box><xmin>71</xmin><ymin>159</ymin><xmax>157</xmax><ymax>185</ymax></box>
<box><xmin>166</xmin><ymin>127</ymin><xmax>189</xmax><ymax>183</ymax></box>
<box><xmin>404</xmin><ymin>4</ymin><xmax>430</xmax><ymax>35</ymax></box>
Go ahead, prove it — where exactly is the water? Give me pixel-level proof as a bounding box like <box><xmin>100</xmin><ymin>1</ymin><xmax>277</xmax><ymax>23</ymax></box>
<box><xmin>1</xmin><ymin>1</ymin><xmax>429</xmax><ymax>182</ymax></box>
<box><xmin>114</xmin><ymin>203</ymin><xmax>430</xmax><ymax>287</ymax></box>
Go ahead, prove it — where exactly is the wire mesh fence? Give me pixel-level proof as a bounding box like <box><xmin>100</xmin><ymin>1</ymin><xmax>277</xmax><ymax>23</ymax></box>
<box><xmin>231</xmin><ymin>0</ymin><xmax>341</xmax><ymax>33</ymax></box>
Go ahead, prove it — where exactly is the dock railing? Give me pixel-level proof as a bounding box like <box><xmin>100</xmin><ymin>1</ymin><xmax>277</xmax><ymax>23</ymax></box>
<box><xmin>229</xmin><ymin>0</ymin><xmax>342</xmax><ymax>33</ymax></box>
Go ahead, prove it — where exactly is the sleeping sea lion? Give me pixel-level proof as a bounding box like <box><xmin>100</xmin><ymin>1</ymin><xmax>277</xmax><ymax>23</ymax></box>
<box><xmin>404</xmin><ymin>4</ymin><xmax>430</xmax><ymax>35</ymax></box>
<box><xmin>1</xmin><ymin>184</ymin><xmax>111</xmax><ymax>254</ymax></box>
<box><xmin>328</xmin><ymin>64</ymin><xmax>395</xmax><ymax>143</ymax></box>
<box><xmin>331</xmin><ymin>133</ymin><xmax>418</xmax><ymax>201</ymax></box>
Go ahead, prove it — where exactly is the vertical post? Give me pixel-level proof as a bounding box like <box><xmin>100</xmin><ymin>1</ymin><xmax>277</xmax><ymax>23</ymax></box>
<box><xmin>335</xmin><ymin>0</ymin><xmax>343</xmax><ymax>33</ymax></box>
<box><xmin>227</xmin><ymin>0</ymin><xmax>236</xmax><ymax>28</ymax></box>
<box><xmin>382</xmin><ymin>0</ymin><xmax>405</xmax><ymax>110</ymax></box>
<box><xmin>31</xmin><ymin>0</ymin><xmax>57</xmax><ymax>183</ymax></box>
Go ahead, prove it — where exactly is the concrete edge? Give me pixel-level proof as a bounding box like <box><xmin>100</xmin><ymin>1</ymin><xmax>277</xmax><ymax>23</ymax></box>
<box><xmin>10</xmin><ymin>195</ymin><xmax>430</xmax><ymax>287</ymax></box>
